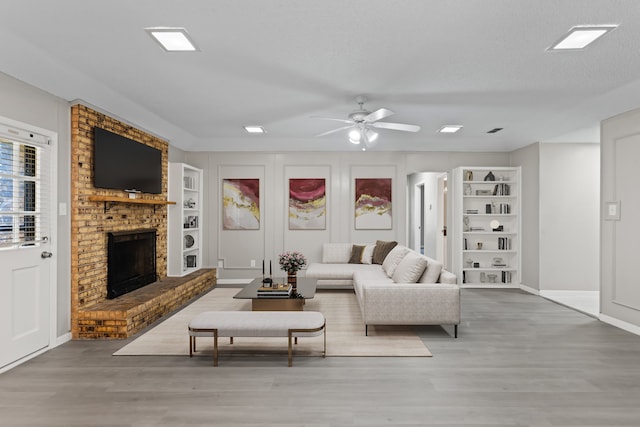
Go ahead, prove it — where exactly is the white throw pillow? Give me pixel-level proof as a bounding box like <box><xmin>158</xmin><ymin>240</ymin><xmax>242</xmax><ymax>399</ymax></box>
<box><xmin>382</xmin><ymin>245</ymin><xmax>409</xmax><ymax>278</ymax></box>
<box><xmin>361</xmin><ymin>244</ymin><xmax>375</xmax><ymax>264</ymax></box>
<box><xmin>392</xmin><ymin>251</ymin><xmax>428</xmax><ymax>283</ymax></box>
<box><xmin>322</xmin><ymin>243</ymin><xmax>352</xmax><ymax>264</ymax></box>
<box><xmin>418</xmin><ymin>256</ymin><xmax>443</xmax><ymax>283</ymax></box>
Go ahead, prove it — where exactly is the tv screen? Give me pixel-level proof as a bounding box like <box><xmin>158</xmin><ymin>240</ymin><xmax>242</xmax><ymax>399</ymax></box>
<box><xmin>93</xmin><ymin>127</ymin><xmax>162</xmax><ymax>194</ymax></box>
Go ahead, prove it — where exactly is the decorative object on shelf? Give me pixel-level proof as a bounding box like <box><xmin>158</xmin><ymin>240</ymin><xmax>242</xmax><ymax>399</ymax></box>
<box><xmin>354</xmin><ymin>178</ymin><xmax>392</xmax><ymax>230</ymax></box>
<box><xmin>184</xmin><ymin>198</ymin><xmax>196</xmax><ymax>208</ymax></box>
<box><xmin>186</xmin><ymin>255</ymin><xmax>197</xmax><ymax>268</ymax></box>
<box><xmin>184</xmin><ymin>234</ymin><xmax>195</xmax><ymax>248</ymax></box>
<box><xmin>480</xmin><ymin>272</ymin><xmax>486</xmax><ymax>283</ymax></box>
<box><xmin>464</xmin><ymin>183</ymin><xmax>472</xmax><ymax>195</ymax></box>
<box><xmin>476</xmin><ymin>242</ymin><xmax>483</xmax><ymax>250</ymax></box>
<box><xmin>289</xmin><ymin>178</ymin><xmax>326</xmax><ymax>230</ymax></box>
<box><xmin>490</xmin><ymin>219</ymin><xmax>501</xmax><ymax>230</ymax></box>
<box><xmin>476</xmin><ymin>189</ymin><xmax>493</xmax><ymax>196</ymax></box>
<box><xmin>464</xmin><ymin>170</ymin><xmax>473</xmax><ymax>181</ymax></box>
<box><xmin>473</xmin><ymin>262</ymin><xmax>480</xmax><ymax>268</ymax></box>
<box><xmin>187</xmin><ymin>215</ymin><xmax>198</xmax><ymax>228</ymax></box>
<box><xmin>487</xmin><ymin>274</ymin><xmax>498</xmax><ymax>283</ymax></box>
<box><xmin>484</xmin><ymin>171</ymin><xmax>495</xmax><ymax>181</ymax></box>
<box><xmin>223</xmin><ymin>178</ymin><xmax>260</xmax><ymax>230</ymax></box>
<box><xmin>279</xmin><ymin>251</ymin><xmax>307</xmax><ymax>291</ymax></box>
<box><xmin>463</xmin><ymin>215</ymin><xmax>470</xmax><ymax>231</ymax></box>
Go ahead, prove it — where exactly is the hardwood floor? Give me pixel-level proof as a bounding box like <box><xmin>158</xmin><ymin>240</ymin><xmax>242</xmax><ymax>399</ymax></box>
<box><xmin>1</xmin><ymin>288</ymin><xmax>639</xmax><ymax>426</ymax></box>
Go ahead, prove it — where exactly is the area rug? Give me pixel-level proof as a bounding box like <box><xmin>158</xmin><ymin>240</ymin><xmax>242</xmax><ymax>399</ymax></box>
<box><xmin>113</xmin><ymin>288</ymin><xmax>431</xmax><ymax>358</ymax></box>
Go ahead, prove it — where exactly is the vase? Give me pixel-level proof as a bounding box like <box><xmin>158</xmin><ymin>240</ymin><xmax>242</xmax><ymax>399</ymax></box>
<box><xmin>287</xmin><ymin>271</ymin><xmax>297</xmax><ymax>291</ymax></box>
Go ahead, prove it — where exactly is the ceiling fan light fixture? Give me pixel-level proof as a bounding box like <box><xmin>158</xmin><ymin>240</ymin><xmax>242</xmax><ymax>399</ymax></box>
<box><xmin>367</xmin><ymin>129</ymin><xmax>378</xmax><ymax>143</ymax></box>
<box><xmin>548</xmin><ymin>25</ymin><xmax>618</xmax><ymax>51</ymax></box>
<box><xmin>348</xmin><ymin>129</ymin><xmax>361</xmax><ymax>144</ymax></box>
<box><xmin>438</xmin><ymin>125</ymin><xmax>463</xmax><ymax>134</ymax></box>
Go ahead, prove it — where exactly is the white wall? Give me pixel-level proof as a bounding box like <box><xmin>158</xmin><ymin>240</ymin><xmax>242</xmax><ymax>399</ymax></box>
<box><xmin>509</xmin><ymin>143</ymin><xmax>540</xmax><ymax>291</ymax></box>
<box><xmin>601</xmin><ymin>108</ymin><xmax>640</xmax><ymax>331</ymax></box>
<box><xmin>0</xmin><ymin>71</ymin><xmax>71</xmax><ymax>338</ymax></box>
<box><xmin>539</xmin><ymin>143</ymin><xmax>600</xmax><ymax>292</ymax></box>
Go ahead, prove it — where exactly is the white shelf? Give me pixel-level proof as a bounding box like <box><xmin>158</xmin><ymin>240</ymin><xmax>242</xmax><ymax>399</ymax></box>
<box><xmin>168</xmin><ymin>163</ymin><xmax>203</xmax><ymax>277</ymax></box>
<box><xmin>452</xmin><ymin>166</ymin><xmax>521</xmax><ymax>288</ymax></box>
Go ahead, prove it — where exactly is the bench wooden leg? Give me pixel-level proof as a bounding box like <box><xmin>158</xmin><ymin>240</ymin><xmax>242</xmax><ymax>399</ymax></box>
<box><xmin>189</xmin><ymin>336</ymin><xmax>194</xmax><ymax>357</ymax></box>
<box><xmin>288</xmin><ymin>333</ymin><xmax>293</xmax><ymax>367</ymax></box>
<box><xmin>230</xmin><ymin>337</ymin><xmax>233</xmax><ymax>344</ymax></box>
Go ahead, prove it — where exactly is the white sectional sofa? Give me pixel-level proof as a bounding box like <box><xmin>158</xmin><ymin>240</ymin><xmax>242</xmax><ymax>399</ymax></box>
<box><xmin>304</xmin><ymin>242</ymin><xmax>460</xmax><ymax>337</ymax></box>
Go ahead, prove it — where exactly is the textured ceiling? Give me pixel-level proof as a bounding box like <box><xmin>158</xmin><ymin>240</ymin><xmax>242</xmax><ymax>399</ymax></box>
<box><xmin>1</xmin><ymin>0</ymin><xmax>640</xmax><ymax>152</ymax></box>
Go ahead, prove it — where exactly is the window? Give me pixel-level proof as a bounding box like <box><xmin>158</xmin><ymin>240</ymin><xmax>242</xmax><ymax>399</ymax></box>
<box><xmin>0</xmin><ymin>135</ymin><xmax>49</xmax><ymax>248</ymax></box>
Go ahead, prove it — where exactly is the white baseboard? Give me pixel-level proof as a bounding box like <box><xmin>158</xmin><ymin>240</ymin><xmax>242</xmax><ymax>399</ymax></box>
<box><xmin>56</xmin><ymin>332</ymin><xmax>72</xmax><ymax>347</ymax></box>
<box><xmin>519</xmin><ymin>284</ymin><xmax>539</xmax><ymax>295</ymax></box>
<box><xmin>599</xmin><ymin>314</ymin><xmax>640</xmax><ymax>337</ymax></box>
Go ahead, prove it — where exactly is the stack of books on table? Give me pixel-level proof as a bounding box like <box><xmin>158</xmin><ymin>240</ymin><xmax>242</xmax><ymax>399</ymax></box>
<box><xmin>257</xmin><ymin>283</ymin><xmax>292</xmax><ymax>298</ymax></box>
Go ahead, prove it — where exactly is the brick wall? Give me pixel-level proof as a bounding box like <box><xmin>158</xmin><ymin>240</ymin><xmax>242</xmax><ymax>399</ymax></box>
<box><xmin>70</xmin><ymin>104</ymin><xmax>170</xmax><ymax>338</ymax></box>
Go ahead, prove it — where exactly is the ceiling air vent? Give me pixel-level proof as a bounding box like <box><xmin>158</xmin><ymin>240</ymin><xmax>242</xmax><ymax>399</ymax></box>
<box><xmin>487</xmin><ymin>128</ymin><xmax>503</xmax><ymax>134</ymax></box>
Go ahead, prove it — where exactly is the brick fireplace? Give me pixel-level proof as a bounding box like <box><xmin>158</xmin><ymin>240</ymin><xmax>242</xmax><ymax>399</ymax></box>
<box><xmin>70</xmin><ymin>104</ymin><xmax>215</xmax><ymax>339</ymax></box>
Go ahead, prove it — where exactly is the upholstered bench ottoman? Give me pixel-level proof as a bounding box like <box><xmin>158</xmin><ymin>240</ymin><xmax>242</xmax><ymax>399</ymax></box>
<box><xmin>188</xmin><ymin>311</ymin><xmax>326</xmax><ymax>366</ymax></box>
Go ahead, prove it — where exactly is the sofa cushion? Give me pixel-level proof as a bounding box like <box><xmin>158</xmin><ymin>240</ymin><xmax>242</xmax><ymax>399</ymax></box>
<box><xmin>322</xmin><ymin>243</ymin><xmax>352</xmax><ymax>264</ymax></box>
<box><xmin>418</xmin><ymin>256</ymin><xmax>443</xmax><ymax>283</ymax></box>
<box><xmin>392</xmin><ymin>251</ymin><xmax>428</xmax><ymax>283</ymax></box>
<box><xmin>382</xmin><ymin>245</ymin><xmax>409</xmax><ymax>278</ymax></box>
<box><xmin>372</xmin><ymin>240</ymin><xmax>398</xmax><ymax>264</ymax></box>
<box><xmin>361</xmin><ymin>244</ymin><xmax>375</xmax><ymax>264</ymax></box>
<box><xmin>348</xmin><ymin>245</ymin><xmax>365</xmax><ymax>264</ymax></box>
<box><xmin>305</xmin><ymin>262</ymin><xmax>381</xmax><ymax>280</ymax></box>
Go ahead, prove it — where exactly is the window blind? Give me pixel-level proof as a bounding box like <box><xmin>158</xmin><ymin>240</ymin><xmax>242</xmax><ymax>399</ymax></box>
<box><xmin>0</xmin><ymin>128</ymin><xmax>50</xmax><ymax>249</ymax></box>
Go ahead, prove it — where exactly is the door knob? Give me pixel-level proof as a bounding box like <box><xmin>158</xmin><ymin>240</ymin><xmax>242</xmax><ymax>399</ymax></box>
<box><xmin>41</xmin><ymin>251</ymin><xmax>53</xmax><ymax>259</ymax></box>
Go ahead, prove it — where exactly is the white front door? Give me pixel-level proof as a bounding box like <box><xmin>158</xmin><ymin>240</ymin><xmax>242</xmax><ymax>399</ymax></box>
<box><xmin>0</xmin><ymin>120</ymin><xmax>55</xmax><ymax>369</ymax></box>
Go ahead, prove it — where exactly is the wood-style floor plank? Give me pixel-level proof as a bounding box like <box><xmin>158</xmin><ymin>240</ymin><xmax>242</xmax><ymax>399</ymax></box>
<box><xmin>1</xmin><ymin>289</ymin><xmax>639</xmax><ymax>426</ymax></box>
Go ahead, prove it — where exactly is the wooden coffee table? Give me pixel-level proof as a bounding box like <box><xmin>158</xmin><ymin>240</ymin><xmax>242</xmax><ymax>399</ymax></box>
<box><xmin>233</xmin><ymin>277</ymin><xmax>317</xmax><ymax>311</ymax></box>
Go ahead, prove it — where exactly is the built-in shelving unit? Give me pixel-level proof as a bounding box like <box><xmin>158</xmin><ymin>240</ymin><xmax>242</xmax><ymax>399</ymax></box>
<box><xmin>451</xmin><ymin>166</ymin><xmax>521</xmax><ymax>288</ymax></box>
<box><xmin>167</xmin><ymin>163</ymin><xmax>203</xmax><ymax>277</ymax></box>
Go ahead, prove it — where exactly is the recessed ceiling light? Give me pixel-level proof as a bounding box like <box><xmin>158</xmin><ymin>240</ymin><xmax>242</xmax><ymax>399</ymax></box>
<box><xmin>145</xmin><ymin>27</ymin><xmax>199</xmax><ymax>52</ymax></box>
<box><xmin>438</xmin><ymin>125</ymin><xmax>463</xmax><ymax>134</ymax></box>
<box><xmin>244</xmin><ymin>126</ymin><xmax>266</xmax><ymax>134</ymax></box>
<box><xmin>548</xmin><ymin>25</ymin><xmax>618</xmax><ymax>51</ymax></box>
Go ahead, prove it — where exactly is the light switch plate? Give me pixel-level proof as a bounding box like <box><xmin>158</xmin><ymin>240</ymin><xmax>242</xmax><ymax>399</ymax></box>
<box><xmin>605</xmin><ymin>201</ymin><xmax>620</xmax><ymax>221</ymax></box>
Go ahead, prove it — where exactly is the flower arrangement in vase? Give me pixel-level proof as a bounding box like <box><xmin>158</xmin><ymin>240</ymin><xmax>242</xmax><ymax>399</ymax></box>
<box><xmin>278</xmin><ymin>251</ymin><xmax>307</xmax><ymax>275</ymax></box>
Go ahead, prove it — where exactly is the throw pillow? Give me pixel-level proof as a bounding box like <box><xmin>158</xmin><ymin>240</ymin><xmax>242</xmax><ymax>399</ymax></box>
<box><xmin>361</xmin><ymin>244</ymin><xmax>375</xmax><ymax>264</ymax></box>
<box><xmin>418</xmin><ymin>256</ymin><xmax>443</xmax><ymax>283</ymax></box>
<box><xmin>381</xmin><ymin>245</ymin><xmax>409</xmax><ymax>278</ymax></box>
<box><xmin>372</xmin><ymin>240</ymin><xmax>398</xmax><ymax>265</ymax></box>
<box><xmin>392</xmin><ymin>252</ymin><xmax>428</xmax><ymax>283</ymax></box>
<box><xmin>348</xmin><ymin>245</ymin><xmax>365</xmax><ymax>264</ymax></box>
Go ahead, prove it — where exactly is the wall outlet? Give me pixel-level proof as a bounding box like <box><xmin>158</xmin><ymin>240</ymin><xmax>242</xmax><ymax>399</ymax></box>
<box><xmin>250</xmin><ymin>259</ymin><xmax>256</xmax><ymax>267</ymax></box>
<box><xmin>217</xmin><ymin>260</ymin><xmax>224</xmax><ymax>268</ymax></box>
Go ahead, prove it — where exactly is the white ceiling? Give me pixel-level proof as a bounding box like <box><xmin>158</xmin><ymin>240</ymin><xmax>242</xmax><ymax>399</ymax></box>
<box><xmin>2</xmin><ymin>0</ymin><xmax>640</xmax><ymax>152</ymax></box>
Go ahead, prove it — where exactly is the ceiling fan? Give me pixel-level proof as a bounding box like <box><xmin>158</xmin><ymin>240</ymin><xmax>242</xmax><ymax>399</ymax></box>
<box><xmin>313</xmin><ymin>96</ymin><xmax>421</xmax><ymax>148</ymax></box>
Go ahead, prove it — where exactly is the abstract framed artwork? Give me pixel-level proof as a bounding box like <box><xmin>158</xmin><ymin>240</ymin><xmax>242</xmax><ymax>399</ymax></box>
<box><xmin>222</xmin><ymin>178</ymin><xmax>260</xmax><ymax>230</ymax></box>
<box><xmin>289</xmin><ymin>178</ymin><xmax>326</xmax><ymax>230</ymax></box>
<box><xmin>354</xmin><ymin>178</ymin><xmax>392</xmax><ymax>229</ymax></box>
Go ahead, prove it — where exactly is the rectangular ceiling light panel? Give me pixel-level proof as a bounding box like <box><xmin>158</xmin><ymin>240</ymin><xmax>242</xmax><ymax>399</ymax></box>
<box><xmin>549</xmin><ymin>25</ymin><xmax>618</xmax><ymax>50</ymax></box>
<box><xmin>438</xmin><ymin>125</ymin><xmax>463</xmax><ymax>133</ymax></box>
<box><xmin>145</xmin><ymin>27</ymin><xmax>199</xmax><ymax>52</ymax></box>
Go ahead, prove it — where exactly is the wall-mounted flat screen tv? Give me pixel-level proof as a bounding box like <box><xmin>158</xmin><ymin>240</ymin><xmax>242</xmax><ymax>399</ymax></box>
<box><xmin>93</xmin><ymin>127</ymin><xmax>162</xmax><ymax>194</ymax></box>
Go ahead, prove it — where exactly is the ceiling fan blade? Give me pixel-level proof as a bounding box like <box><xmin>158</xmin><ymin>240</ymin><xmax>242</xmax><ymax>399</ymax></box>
<box><xmin>316</xmin><ymin>124</ymin><xmax>354</xmax><ymax>137</ymax></box>
<box><xmin>364</xmin><ymin>108</ymin><xmax>394</xmax><ymax>123</ymax></box>
<box><xmin>371</xmin><ymin>122</ymin><xmax>421</xmax><ymax>132</ymax></box>
<box><xmin>310</xmin><ymin>116</ymin><xmax>354</xmax><ymax>125</ymax></box>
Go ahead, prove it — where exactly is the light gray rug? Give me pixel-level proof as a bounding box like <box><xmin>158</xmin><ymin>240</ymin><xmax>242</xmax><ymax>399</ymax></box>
<box><xmin>113</xmin><ymin>287</ymin><xmax>431</xmax><ymax>358</ymax></box>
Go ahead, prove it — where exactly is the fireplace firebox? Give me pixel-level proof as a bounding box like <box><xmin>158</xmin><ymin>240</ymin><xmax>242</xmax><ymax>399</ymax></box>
<box><xmin>107</xmin><ymin>229</ymin><xmax>157</xmax><ymax>299</ymax></box>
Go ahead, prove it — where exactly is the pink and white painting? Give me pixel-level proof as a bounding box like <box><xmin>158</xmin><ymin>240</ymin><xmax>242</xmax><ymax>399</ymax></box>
<box><xmin>289</xmin><ymin>178</ymin><xmax>326</xmax><ymax>230</ymax></box>
<box><xmin>223</xmin><ymin>178</ymin><xmax>260</xmax><ymax>230</ymax></box>
<box><xmin>354</xmin><ymin>178</ymin><xmax>392</xmax><ymax>229</ymax></box>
